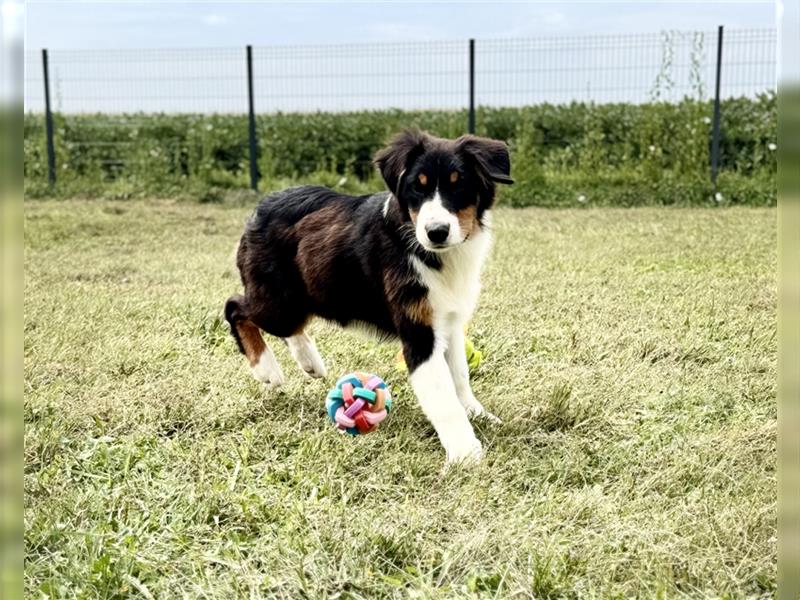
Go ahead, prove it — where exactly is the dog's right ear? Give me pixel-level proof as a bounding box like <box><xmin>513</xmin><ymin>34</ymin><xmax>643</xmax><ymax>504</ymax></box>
<box><xmin>374</xmin><ymin>129</ymin><xmax>428</xmax><ymax>196</ymax></box>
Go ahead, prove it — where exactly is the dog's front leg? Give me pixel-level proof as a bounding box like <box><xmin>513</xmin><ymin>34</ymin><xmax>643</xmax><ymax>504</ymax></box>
<box><xmin>444</xmin><ymin>325</ymin><xmax>500</xmax><ymax>423</ymax></box>
<box><xmin>403</xmin><ymin>337</ymin><xmax>482</xmax><ymax>465</ymax></box>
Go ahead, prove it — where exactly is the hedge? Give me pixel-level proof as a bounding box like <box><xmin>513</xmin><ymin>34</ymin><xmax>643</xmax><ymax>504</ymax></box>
<box><xmin>24</xmin><ymin>93</ymin><xmax>776</xmax><ymax>206</ymax></box>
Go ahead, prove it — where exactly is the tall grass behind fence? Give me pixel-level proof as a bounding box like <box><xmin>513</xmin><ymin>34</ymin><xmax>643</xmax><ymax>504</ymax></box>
<box><xmin>24</xmin><ymin>29</ymin><xmax>777</xmax><ymax>205</ymax></box>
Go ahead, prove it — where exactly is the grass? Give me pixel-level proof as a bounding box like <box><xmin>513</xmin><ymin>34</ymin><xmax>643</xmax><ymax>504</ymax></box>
<box><xmin>24</xmin><ymin>199</ymin><xmax>776</xmax><ymax>598</ymax></box>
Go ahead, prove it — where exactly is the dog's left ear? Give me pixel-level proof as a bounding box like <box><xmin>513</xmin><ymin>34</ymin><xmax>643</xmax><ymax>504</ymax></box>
<box><xmin>456</xmin><ymin>135</ymin><xmax>514</xmax><ymax>185</ymax></box>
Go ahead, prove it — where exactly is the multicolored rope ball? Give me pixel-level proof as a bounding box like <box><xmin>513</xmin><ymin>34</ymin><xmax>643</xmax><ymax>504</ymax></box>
<box><xmin>326</xmin><ymin>372</ymin><xmax>392</xmax><ymax>435</ymax></box>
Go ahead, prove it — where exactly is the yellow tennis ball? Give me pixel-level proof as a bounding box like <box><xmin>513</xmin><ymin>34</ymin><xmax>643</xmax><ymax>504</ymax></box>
<box><xmin>396</xmin><ymin>336</ymin><xmax>484</xmax><ymax>372</ymax></box>
<box><xmin>465</xmin><ymin>339</ymin><xmax>484</xmax><ymax>371</ymax></box>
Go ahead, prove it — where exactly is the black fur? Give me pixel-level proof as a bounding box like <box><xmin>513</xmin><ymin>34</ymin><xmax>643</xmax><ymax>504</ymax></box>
<box><xmin>225</xmin><ymin>130</ymin><xmax>512</xmax><ymax>374</ymax></box>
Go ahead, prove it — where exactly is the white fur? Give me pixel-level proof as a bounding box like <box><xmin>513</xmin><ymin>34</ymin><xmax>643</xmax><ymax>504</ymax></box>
<box><xmin>445</xmin><ymin>326</ymin><xmax>500</xmax><ymax>421</ymax></box>
<box><xmin>251</xmin><ymin>346</ymin><xmax>285</xmax><ymax>387</ymax></box>
<box><xmin>407</xmin><ymin>214</ymin><xmax>496</xmax><ymax>463</ymax></box>
<box><xmin>415</xmin><ymin>191</ymin><xmax>463</xmax><ymax>250</ymax></box>
<box><xmin>285</xmin><ymin>332</ymin><xmax>327</xmax><ymax>378</ymax></box>
<box><xmin>411</xmin><ymin>212</ymin><xmax>492</xmax><ymax>328</ymax></box>
<box><xmin>409</xmin><ymin>350</ymin><xmax>483</xmax><ymax>464</ymax></box>
<box><xmin>341</xmin><ymin>319</ymin><xmax>394</xmax><ymax>342</ymax></box>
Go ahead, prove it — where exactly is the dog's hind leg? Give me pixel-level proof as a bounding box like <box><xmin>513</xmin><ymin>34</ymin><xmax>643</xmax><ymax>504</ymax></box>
<box><xmin>285</xmin><ymin>330</ymin><xmax>327</xmax><ymax>379</ymax></box>
<box><xmin>225</xmin><ymin>295</ymin><xmax>285</xmax><ymax>387</ymax></box>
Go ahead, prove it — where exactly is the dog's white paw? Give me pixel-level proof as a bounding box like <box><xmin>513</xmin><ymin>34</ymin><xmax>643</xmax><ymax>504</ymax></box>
<box><xmin>444</xmin><ymin>435</ymin><xmax>483</xmax><ymax>467</ymax></box>
<box><xmin>304</xmin><ymin>364</ymin><xmax>327</xmax><ymax>379</ymax></box>
<box><xmin>293</xmin><ymin>353</ymin><xmax>326</xmax><ymax>379</ymax></box>
<box><xmin>299</xmin><ymin>356</ymin><xmax>327</xmax><ymax>379</ymax></box>
<box><xmin>286</xmin><ymin>334</ymin><xmax>327</xmax><ymax>379</ymax></box>
<box><xmin>462</xmin><ymin>396</ymin><xmax>502</xmax><ymax>425</ymax></box>
<box><xmin>469</xmin><ymin>407</ymin><xmax>502</xmax><ymax>425</ymax></box>
<box><xmin>251</xmin><ymin>351</ymin><xmax>285</xmax><ymax>387</ymax></box>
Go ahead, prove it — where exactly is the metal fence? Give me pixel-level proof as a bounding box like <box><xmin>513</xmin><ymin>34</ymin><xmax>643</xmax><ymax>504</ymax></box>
<box><xmin>24</xmin><ymin>28</ymin><xmax>776</xmax><ymax>191</ymax></box>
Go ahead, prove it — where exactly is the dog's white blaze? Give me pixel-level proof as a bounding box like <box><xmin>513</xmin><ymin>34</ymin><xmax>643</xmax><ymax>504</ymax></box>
<box><xmin>251</xmin><ymin>346</ymin><xmax>285</xmax><ymax>386</ymax></box>
<box><xmin>415</xmin><ymin>190</ymin><xmax>463</xmax><ymax>248</ymax></box>
<box><xmin>409</xmin><ymin>350</ymin><xmax>483</xmax><ymax>464</ymax></box>
<box><xmin>382</xmin><ymin>194</ymin><xmax>392</xmax><ymax>218</ymax></box>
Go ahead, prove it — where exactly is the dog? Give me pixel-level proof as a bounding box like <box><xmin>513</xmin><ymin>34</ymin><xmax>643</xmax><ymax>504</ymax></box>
<box><xmin>225</xmin><ymin>129</ymin><xmax>513</xmax><ymax>465</ymax></box>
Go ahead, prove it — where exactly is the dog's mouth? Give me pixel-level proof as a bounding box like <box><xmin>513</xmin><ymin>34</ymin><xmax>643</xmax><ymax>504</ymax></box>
<box><xmin>418</xmin><ymin>234</ymin><xmax>470</xmax><ymax>253</ymax></box>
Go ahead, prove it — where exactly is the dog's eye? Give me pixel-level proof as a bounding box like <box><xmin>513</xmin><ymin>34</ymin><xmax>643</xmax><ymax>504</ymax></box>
<box><xmin>450</xmin><ymin>171</ymin><xmax>459</xmax><ymax>184</ymax></box>
<box><xmin>418</xmin><ymin>173</ymin><xmax>428</xmax><ymax>186</ymax></box>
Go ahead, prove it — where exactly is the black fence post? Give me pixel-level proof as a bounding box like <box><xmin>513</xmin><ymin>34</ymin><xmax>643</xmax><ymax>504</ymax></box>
<box><xmin>468</xmin><ymin>38</ymin><xmax>475</xmax><ymax>134</ymax></box>
<box><xmin>246</xmin><ymin>45</ymin><xmax>259</xmax><ymax>192</ymax></box>
<box><xmin>710</xmin><ymin>25</ymin><xmax>724</xmax><ymax>189</ymax></box>
<box><xmin>42</xmin><ymin>49</ymin><xmax>56</xmax><ymax>188</ymax></box>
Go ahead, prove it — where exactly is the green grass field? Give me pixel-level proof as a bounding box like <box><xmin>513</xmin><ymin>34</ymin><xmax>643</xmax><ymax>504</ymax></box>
<box><xmin>24</xmin><ymin>199</ymin><xmax>776</xmax><ymax>598</ymax></box>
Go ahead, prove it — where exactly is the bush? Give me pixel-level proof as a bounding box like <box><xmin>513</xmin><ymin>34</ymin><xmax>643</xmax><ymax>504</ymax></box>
<box><xmin>24</xmin><ymin>94</ymin><xmax>776</xmax><ymax>206</ymax></box>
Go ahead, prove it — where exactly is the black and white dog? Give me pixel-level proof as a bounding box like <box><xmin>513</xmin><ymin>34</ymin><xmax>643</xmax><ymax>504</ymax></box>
<box><xmin>225</xmin><ymin>129</ymin><xmax>513</xmax><ymax>465</ymax></box>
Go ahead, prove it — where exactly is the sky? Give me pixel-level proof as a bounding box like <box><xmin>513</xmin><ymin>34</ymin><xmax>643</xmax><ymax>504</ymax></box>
<box><xmin>25</xmin><ymin>1</ymin><xmax>776</xmax><ymax>49</ymax></box>
<box><xmin>20</xmin><ymin>1</ymin><xmax>779</xmax><ymax>113</ymax></box>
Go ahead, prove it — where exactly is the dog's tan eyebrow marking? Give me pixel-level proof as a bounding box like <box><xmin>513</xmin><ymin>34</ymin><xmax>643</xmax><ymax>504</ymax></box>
<box><xmin>418</xmin><ymin>173</ymin><xmax>428</xmax><ymax>186</ymax></box>
<box><xmin>450</xmin><ymin>171</ymin><xmax>459</xmax><ymax>183</ymax></box>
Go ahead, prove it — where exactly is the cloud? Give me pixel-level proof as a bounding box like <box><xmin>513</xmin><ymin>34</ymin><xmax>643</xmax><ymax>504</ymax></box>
<box><xmin>201</xmin><ymin>14</ymin><xmax>227</xmax><ymax>26</ymax></box>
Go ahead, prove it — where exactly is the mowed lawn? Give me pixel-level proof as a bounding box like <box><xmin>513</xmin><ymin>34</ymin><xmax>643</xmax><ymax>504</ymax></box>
<box><xmin>24</xmin><ymin>199</ymin><xmax>776</xmax><ymax>598</ymax></box>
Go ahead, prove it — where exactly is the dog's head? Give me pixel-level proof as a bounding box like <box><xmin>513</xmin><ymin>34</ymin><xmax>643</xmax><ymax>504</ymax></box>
<box><xmin>374</xmin><ymin>129</ymin><xmax>513</xmax><ymax>252</ymax></box>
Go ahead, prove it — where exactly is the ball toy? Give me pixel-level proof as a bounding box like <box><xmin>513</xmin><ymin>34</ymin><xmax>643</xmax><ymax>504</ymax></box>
<box><xmin>464</xmin><ymin>338</ymin><xmax>484</xmax><ymax>372</ymax></box>
<box><xmin>326</xmin><ymin>372</ymin><xmax>392</xmax><ymax>435</ymax></box>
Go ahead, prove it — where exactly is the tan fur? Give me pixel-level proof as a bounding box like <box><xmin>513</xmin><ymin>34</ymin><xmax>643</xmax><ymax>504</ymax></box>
<box><xmin>236</xmin><ymin>319</ymin><xmax>267</xmax><ymax>366</ymax></box>
<box><xmin>456</xmin><ymin>205</ymin><xmax>479</xmax><ymax>238</ymax></box>
<box><xmin>295</xmin><ymin>206</ymin><xmax>354</xmax><ymax>297</ymax></box>
<box><xmin>383</xmin><ymin>268</ymin><xmax>433</xmax><ymax>326</ymax></box>
<box><xmin>405</xmin><ymin>297</ymin><xmax>433</xmax><ymax>325</ymax></box>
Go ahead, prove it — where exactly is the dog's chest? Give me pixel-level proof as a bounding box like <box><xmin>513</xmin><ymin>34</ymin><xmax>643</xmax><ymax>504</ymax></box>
<box><xmin>411</xmin><ymin>228</ymin><xmax>491</xmax><ymax>324</ymax></box>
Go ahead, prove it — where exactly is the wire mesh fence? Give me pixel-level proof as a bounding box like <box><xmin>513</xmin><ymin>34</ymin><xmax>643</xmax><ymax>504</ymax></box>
<box><xmin>25</xmin><ymin>30</ymin><xmax>776</xmax><ymax>113</ymax></box>
<box><xmin>23</xmin><ymin>28</ymin><xmax>777</xmax><ymax>201</ymax></box>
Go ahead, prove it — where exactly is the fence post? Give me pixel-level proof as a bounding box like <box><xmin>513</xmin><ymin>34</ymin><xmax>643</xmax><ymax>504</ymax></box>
<box><xmin>42</xmin><ymin>49</ymin><xmax>56</xmax><ymax>188</ymax></box>
<box><xmin>710</xmin><ymin>25</ymin><xmax>723</xmax><ymax>189</ymax></box>
<box><xmin>468</xmin><ymin>38</ymin><xmax>475</xmax><ymax>134</ymax></box>
<box><xmin>246</xmin><ymin>45</ymin><xmax>259</xmax><ymax>192</ymax></box>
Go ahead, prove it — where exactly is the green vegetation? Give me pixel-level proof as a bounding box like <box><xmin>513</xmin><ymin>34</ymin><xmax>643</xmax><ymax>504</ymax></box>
<box><xmin>24</xmin><ymin>94</ymin><xmax>776</xmax><ymax>206</ymax></box>
<box><xmin>25</xmin><ymin>200</ymin><xmax>776</xmax><ymax>597</ymax></box>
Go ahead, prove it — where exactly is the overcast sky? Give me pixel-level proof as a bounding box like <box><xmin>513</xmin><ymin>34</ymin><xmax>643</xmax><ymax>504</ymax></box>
<box><xmin>26</xmin><ymin>1</ymin><xmax>776</xmax><ymax>50</ymax></box>
<box><xmin>21</xmin><ymin>1</ymin><xmax>779</xmax><ymax>113</ymax></box>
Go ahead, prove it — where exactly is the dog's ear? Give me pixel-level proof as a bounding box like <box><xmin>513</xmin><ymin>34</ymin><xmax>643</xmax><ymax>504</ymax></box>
<box><xmin>374</xmin><ymin>129</ymin><xmax>428</xmax><ymax>196</ymax></box>
<box><xmin>456</xmin><ymin>135</ymin><xmax>514</xmax><ymax>185</ymax></box>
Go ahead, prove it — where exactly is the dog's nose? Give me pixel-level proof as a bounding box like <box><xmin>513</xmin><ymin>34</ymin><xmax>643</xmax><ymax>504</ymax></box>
<box><xmin>425</xmin><ymin>222</ymin><xmax>450</xmax><ymax>245</ymax></box>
